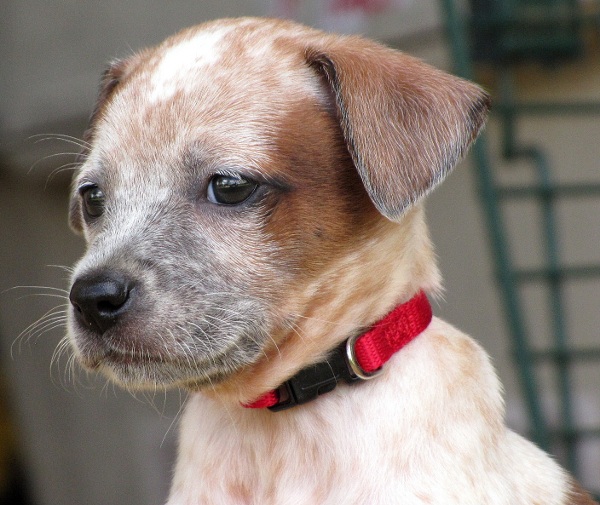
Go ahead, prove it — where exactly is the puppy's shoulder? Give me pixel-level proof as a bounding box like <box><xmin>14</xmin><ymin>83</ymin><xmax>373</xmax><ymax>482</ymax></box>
<box><xmin>381</xmin><ymin>315</ymin><xmax>506</xmax><ymax>434</ymax></box>
<box><xmin>416</xmin><ymin>316</ymin><xmax>501</xmax><ymax>390</ymax></box>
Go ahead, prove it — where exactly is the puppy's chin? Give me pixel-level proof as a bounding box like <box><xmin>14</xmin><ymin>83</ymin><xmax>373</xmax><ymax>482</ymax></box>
<box><xmin>94</xmin><ymin>360</ymin><xmax>228</xmax><ymax>391</ymax></box>
<box><xmin>68</xmin><ymin>326</ymin><xmax>266</xmax><ymax>391</ymax></box>
<box><xmin>75</xmin><ymin>348</ymin><xmax>254</xmax><ymax>391</ymax></box>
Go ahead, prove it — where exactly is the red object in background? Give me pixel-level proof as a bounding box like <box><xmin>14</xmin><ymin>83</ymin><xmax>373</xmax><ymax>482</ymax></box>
<box><xmin>330</xmin><ymin>0</ymin><xmax>392</xmax><ymax>13</ymax></box>
<box><xmin>275</xmin><ymin>0</ymin><xmax>301</xmax><ymax>18</ymax></box>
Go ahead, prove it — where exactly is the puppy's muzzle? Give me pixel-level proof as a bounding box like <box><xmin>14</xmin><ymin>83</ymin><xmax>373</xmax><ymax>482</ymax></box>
<box><xmin>69</xmin><ymin>271</ymin><xmax>135</xmax><ymax>334</ymax></box>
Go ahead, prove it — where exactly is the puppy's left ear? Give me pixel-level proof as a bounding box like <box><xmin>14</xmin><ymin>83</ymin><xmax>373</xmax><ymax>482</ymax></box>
<box><xmin>70</xmin><ymin>55</ymin><xmax>145</xmax><ymax>235</ymax></box>
<box><xmin>306</xmin><ymin>39</ymin><xmax>490</xmax><ymax>221</ymax></box>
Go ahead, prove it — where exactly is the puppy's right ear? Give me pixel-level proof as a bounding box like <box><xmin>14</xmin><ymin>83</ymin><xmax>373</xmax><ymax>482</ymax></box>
<box><xmin>305</xmin><ymin>39</ymin><xmax>490</xmax><ymax>221</ymax></box>
<box><xmin>70</xmin><ymin>58</ymin><xmax>134</xmax><ymax>235</ymax></box>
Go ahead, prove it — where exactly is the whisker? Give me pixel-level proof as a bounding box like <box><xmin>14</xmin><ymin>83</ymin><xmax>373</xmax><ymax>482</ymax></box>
<box><xmin>100</xmin><ymin>377</ymin><xmax>112</xmax><ymax>398</ymax></box>
<box><xmin>288</xmin><ymin>312</ymin><xmax>349</xmax><ymax>328</ymax></box>
<box><xmin>286</xmin><ymin>318</ymin><xmax>307</xmax><ymax>340</ymax></box>
<box><xmin>28</xmin><ymin>151</ymin><xmax>81</xmax><ymax>176</ymax></box>
<box><xmin>17</xmin><ymin>293</ymin><xmax>69</xmax><ymax>302</ymax></box>
<box><xmin>161</xmin><ymin>392</ymin><xmax>188</xmax><ymax>448</ymax></box>
<box><xmin>50</xmin><ymin>335</ymin><xmax>71</xmax><ymax>369</ymax></box>
<box><xmin>45</xmin><ymin>163</ymin><xmax>82</xmax><ymax>187</ymax></box>
<box><xmin>5</xmin><ymin>285</ymin><xmax>70</xmax><ymax>295</ymax></box>
<box><xmin>28</xmin><ymin>315</ymin><xmax>67</xmax><ymax>339</ymax></box>
<box><xmin>47</xmin><ymin>264</ymin><xmax>76</xmax><ymax>275</ymax></box>
<box><xmin>64</xmin><ymin>351</ymin><xmax>78</xmax><ymax>390</ymax></box>
<box><xmin>50</xmin><ymin>335</ymin><xmax>78</xmax><ymax>391</ymax></box>
<box><xmin>13</xmin><ymin>305</ymin><xmax>68</xmax><ymax>354</ymax></box>
<box><xmin>29</xmin><ymin>133</ymin><xmax>91</xmax><ymax>150</ymax></box>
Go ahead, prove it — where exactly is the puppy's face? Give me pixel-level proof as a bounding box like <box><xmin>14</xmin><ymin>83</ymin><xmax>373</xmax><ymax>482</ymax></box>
<box><xmin>68</xmin><ymin>18</ymin><xmax>488</xmax><ymax>394</ymax></box>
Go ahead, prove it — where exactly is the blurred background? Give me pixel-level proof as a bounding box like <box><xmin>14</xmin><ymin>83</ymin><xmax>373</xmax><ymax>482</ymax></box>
<box><xmin>1</xmin><ymin>0</ymin><xmax>599</xmax><ymax>503</ymax></box>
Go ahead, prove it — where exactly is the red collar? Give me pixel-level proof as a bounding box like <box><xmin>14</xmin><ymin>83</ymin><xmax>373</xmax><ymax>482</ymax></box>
<box><xmin>243</xmin><ymin>291</ymin><xmax>432</xmax><ymax>411</ymax></box>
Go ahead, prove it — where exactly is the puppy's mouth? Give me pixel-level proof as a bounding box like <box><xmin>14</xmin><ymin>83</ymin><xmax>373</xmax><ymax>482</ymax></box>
<box><xmin>80</xmin><ymin>348</ymin><xmax>244</xmax><ymax>389</ymax></box>
<box><xmin>71</xmin><ymin>323</ymin><xmax>266</xmax><ymax>389</ymax></box>
<box><xmin>83</xmin><ymin>347</ymin><xmax>163</xmax><ymax>369</ymax></box>
<box><xmin>67</xmin><ymin>268</ymin><xmax>275</xmax><ymax>389</ymax></box>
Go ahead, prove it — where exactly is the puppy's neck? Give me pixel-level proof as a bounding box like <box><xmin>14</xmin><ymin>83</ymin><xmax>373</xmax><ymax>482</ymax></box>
<box><xmin>206</xmin><ymin>204</ymin><xmax>441</xmax><ymax>407</ymax></box>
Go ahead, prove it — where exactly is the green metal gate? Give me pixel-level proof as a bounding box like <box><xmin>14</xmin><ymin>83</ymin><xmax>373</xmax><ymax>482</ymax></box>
<box><xmin>440</xmin><ymin>0</ymin><xmax>600</xmax><ymax>495</ymax></box>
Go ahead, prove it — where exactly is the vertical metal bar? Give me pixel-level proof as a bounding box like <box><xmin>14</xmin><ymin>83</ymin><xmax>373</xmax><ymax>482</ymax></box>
<box><xmin>439</xmin><ymin>0</ymin><xmax>550</xmax><ymax>449</ymax></box>
<box><xmin>537</xmin><ymin>152</ymin><xmax>577</xmax><ymax>473</ymax></box>
<box><xmin>498</xmin><ymin>50</ymin><xmax>577</xmax><ymax>474</ymax></box>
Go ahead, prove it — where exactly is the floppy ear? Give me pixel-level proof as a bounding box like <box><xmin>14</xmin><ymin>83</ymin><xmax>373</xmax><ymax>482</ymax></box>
<box><xmin>81</xmin><ymin>57</ymin><xmax>138</xmax><ymax>153</ymax></box>
<box><xmin>70</xmin><ymin>58</ymin><xmax>137</xmax><ymax>234</ymax></box>
<box><xmin>306</xmin><ymin>39</ymin><xmax>490</xmax><ymax>221</ymax></box>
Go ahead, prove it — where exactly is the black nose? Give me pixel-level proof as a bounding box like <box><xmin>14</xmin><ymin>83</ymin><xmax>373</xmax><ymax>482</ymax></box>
<box><xmin>69</xmin><ymin>272</ymin><xmax>134</xmax><ymax>334</ymax></box>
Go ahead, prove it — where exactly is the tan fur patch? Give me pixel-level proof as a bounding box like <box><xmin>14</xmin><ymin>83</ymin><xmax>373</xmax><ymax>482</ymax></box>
<box><xmin>566</xmin><ymin>480</ymin><xmax>599</xmax><ymax>505</ymax></box>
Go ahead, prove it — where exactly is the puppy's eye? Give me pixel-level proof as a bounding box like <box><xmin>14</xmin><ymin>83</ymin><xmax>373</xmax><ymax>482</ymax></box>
<box><xmin>81</xmin><ymin>185</ymin><xmax>105</xmax><ymax>218</ymax></box>
<box><xmin>207</xmin><ymin>174</ymin><xmax>258</xmax><ymax>205</ymax></box>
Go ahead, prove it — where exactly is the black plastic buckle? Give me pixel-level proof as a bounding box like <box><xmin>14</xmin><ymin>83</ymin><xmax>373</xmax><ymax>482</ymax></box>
<box><xmin>268</xmin><ymin>340</ymin><xmax>361</xmax><ymax>412</ymax></box>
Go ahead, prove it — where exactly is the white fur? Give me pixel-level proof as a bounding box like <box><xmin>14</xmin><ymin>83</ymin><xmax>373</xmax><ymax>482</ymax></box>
<box><xmin>149</xmin><ymin>26</ymin><xmax>232</xmax><ymax>103</ymax></box>
<box><xmin>168</xmin><ymin>319</ymin><xmax>568</xmax><ymax>504</ymax></box>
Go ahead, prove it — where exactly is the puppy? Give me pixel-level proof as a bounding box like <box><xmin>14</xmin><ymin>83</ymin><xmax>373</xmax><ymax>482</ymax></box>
<box><xmin>67</xmin><ymin>17</ymin><xmax>596</xmax><ymax>504</ymax></box>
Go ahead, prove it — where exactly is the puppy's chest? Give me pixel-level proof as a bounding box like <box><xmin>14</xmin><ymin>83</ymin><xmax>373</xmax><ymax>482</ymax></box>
<box><xmin>170</xmin><ymin>336</ymin><xmax>508</xmax><ymax>504</ymax></box>
<box><xmin>172</xmin><ymin>401</ymin><xmax>490</xmax><ymax>505</ymax></box>
<box><xmin>168</xmin><ymin>325</ymin><xmax>568</xmax><ymax>504</ymax></box>
<box><xmin>172</xmin><ymin>394</ymin><xmax>383</xmax><ymax>504</ymax></box>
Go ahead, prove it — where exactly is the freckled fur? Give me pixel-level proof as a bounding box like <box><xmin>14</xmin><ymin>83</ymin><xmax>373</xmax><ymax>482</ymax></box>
<box><xmin>66</xmin><ymin>17</ymin><xmax>596</xmax><ymax>505</ymax></box>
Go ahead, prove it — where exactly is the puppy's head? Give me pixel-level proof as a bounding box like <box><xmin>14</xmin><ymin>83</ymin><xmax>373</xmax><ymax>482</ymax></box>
<box><xmin>67</xmin><ymin>18</ymin><xmax>489</xmax><ymax>399</ymax></box>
